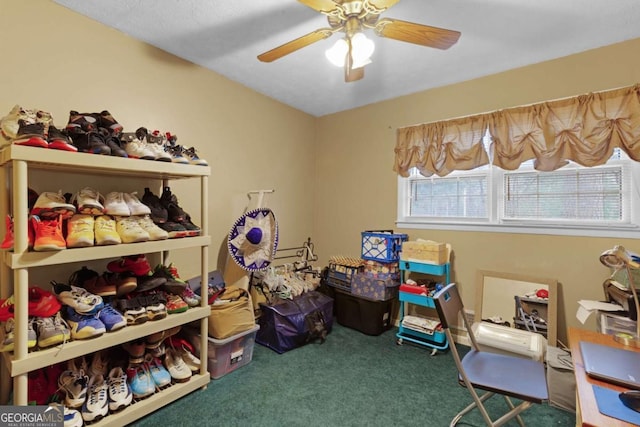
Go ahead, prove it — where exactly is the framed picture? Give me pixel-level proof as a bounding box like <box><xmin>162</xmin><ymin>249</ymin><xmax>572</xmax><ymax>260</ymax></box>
<box><xmin>475</xmin><ymin>270</ymin><xmax>558</xmax><ymax>346</ymax></box>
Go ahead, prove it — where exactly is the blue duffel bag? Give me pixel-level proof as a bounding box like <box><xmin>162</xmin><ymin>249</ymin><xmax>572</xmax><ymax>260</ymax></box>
<box><xmin>256</xmin><ymin>290</ymin><xmax>333</xmax><ymax>354</ymax></box>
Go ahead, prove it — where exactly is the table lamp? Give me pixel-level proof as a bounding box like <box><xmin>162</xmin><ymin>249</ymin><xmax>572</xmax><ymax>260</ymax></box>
<box><xmin>600</xmin><ymin>245</ymin><xmax>640</xmax><ymax>347</ymax></box>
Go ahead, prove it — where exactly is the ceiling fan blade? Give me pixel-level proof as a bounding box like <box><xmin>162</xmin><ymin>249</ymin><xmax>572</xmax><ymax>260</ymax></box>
<box><xmin>298</xmin><ymin>0</ymin><xmax>341</xmax><ymax>15</ymax></box>
<box><xmin>374</xmin><ymin>18</ymin><xmax>461</xmax><ymax>50</ymax></box>
<box><xmin>365</xmin><ymin>0</ymin><xmax>401</xmax><ymax>14</ymax></box>
<box><xmin>258</xmin><ymin>29</ymin><xmax>333</xmax><ymax>63</ymax></box>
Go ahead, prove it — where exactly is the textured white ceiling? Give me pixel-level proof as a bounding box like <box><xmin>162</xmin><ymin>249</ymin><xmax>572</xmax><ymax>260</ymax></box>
<box><xmin>53</xmin><ymin>0</ymin><xmax>640</xmax><ymax>117</ymax></box>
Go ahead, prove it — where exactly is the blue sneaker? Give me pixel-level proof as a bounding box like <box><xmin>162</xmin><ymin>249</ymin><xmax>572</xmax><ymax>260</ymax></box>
<box><xmin>98</xmin><ymin>304</ymin><xmax>127</xmax><ymax>332</ymax></box>
<box><xmin>127</xmin><ymin>365</ymin><xmax>155</xmax><ymax>399</ymax></box>
<box><xmin>65</xmin><ymin>307</ymin><xmax>106</xmax><ymax>340</ymax></box>
<box><xmin>144</xmin><ymin>353</ymin><xmax>172</xmax><ymax>388</ymax></box>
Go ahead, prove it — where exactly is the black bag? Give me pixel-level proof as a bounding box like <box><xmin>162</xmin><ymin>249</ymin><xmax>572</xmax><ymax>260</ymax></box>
<box><xmin>256</xmin><ymin>291</ymin><xmax>333</xmax><ymax>354</ymax></box>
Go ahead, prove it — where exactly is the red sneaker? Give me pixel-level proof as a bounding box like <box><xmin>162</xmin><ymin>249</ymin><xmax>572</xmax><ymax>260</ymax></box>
<box><xmin>28</xmin><ymin>286</ymin><xmax>62</xmax><ymax>318</ymax></box>
<box><xmin>32</xmin><ymin>215</ymin><xmax>66</xmax><ymax>252</ymax></box>
<box><xmin>0</xmin><ymin>296</ymin><xmax>15</xmax><ymax>321</ymax></box>
<box><xmin>107</xmin><ymin>254</ymin><xmax>151</xmax><ymax>276</ymax></box>
<box><xmin>0</xmin><ymin>215</ymin><xmax>13</xmax><ymax>250</ymax></box>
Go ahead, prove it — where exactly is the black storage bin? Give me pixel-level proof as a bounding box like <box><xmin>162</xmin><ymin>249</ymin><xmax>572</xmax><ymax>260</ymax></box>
<box><xmin>333</xmin><ymin>288</ymin><xmax>395</xmax><ymax>336</ymax></box>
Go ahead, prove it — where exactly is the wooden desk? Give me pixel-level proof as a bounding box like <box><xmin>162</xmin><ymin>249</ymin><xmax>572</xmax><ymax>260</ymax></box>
<box><xmin>568</xmin><ymin>327</ymin><xmax>640</xmax><ymax>427</ymax></box>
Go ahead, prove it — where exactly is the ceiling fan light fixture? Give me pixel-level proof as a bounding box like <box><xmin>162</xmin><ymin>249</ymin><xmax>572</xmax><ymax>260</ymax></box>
<box><xmin>325</xmin><ymin>38</ymin><xmax>348</xmax><ymax>67</ymax></box>
<box><xmin>350</xmin><ymin>32</ymin><xmax>375</xmax><ymax>69</ymax></box>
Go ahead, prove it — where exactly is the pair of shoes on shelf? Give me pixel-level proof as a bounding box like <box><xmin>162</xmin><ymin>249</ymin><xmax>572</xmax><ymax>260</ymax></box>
<box><xmin>0</xmin><ymin>105</ymin><xmax>77</xmax><ymax>152</ymax></box>
<box><xmin>140</xmin><ymin>187</ymin><xmax>200</xmax><ymax>238</ymax></box>
<box><xmin>65</xmin><ymin>110</ymin><xmax>127</xmax><ymax>157</ymax></box>
<box><xmin>66</xmin><ymin>214</ymin><xmax>124</xmax><ymax>248</ymax></box>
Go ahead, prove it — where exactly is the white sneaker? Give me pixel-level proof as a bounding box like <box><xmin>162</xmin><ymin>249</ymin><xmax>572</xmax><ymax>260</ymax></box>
<box><xmin>115</xmin><ymin>216</ymin><xmax>150</xmax><ymax>243</ymax></box>
<box><xmin>81</xmin><ymin>374</ymin><xmax>109</xmax><ymax>422</ymax></box>
<box><xmin>88</xmin><ymin>349</ymin><xmax>109</xmax><ymax>378</ymax></box>
<box><xmin>183</xmin><ymin>146</ymin><xmax>208</xmax><ymax>166</ymax></box>
<box><xmin>64</xmin><ymin>406</ymin><xmax>83</xmax><ymax>427</ymax></box>
<box><xmin>58</xmin><ymin>370</ymin><xmax>88</xmax><ymax>409</ymax></box>
<box><xmin>0</xmin><ymin>105</ymin><xmax>37</xmax><ymax>146</ymax></box>
<box><xmin>107</xmin><ymin>367</ymin><xmax>132</xmax><ymax>412</ymax></box>
<box><xmin>66</xmin><ymin>214</ymin><xmax>95</xmax><ymax>248</ymax></box>
<box><xmin>30</xmin><ymin>190</ymin><xmax>76</xmax><ymax>219</ymax></box>
<box><xmin>123</xmin><ymin>192</ymin><xmax>151</xmax><ymax>216</ymax></box>
<box><xmin>146</xmin><ymin>130</ymin><xmax>172</xmax><ymax>162</ymax></box>
<box><xmin>165</xmin><ymin>347</ymin><xmax>192</xmax><ymax>382</ymax></box>
<box><xmin>104</xmin><ymin>192</ymin><xmax>130</xmax><ymax>216</ymax></box>
<box><xmin>122</xmin><ymin>133</ymin><xmax>155</xmax><ymax>160</ymax></box>
<box><xmin>136</xmin><ymin>215</ymin><xmax>168</xmax><ymax>241</ymax></box>
<box><xmin>178</xmin><ymin>346</ymin><xmax>201</xmax><ymax>372</ymax></box>
<box><xmin>73</xmin><ymin>187</ymin><xmax>105</xmax><ymax>215</ymax></box>
<box><xmin>94</xmin><ymin>215</ymin><xmax>121</xmax><ymax>245</ymax></box>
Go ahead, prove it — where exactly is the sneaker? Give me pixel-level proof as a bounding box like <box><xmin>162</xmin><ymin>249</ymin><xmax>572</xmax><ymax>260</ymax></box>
<box><xmin>160</xmin><ymin>186</ymin><xmax>186</xmax><ymax>223</ymax></box>
<box><xmin>181</xmin><ymin>286</ymin><xmax>201</xmax><ymax>307</ymax></box>
<box><xmin>52</xmin><ymin>281</ymin><xmax>104</xmax><ymax>315</ymax></box>
<box><xmin>28</xmin><ymin>286</ymin><xmax>63</xmax><ymax>318</ymax></box>
<box><xmin>88</xmin><ymin>349</ymin><xmax>110</xmax><ymax>379</ymax></box>
<box><xmin>96</xmin><ymin>110</ymin><xmax>123</xmax><ymax>136</ymax></box>
<box><xmin>165</xmin><ymin>143</ymin><xmax>189</xmax><ymax>164</ymax></box>
<box><xmin>33</xmin><ymin>313</ymin><xmax>70</xmax><ymax>348</ymax></box>
<box><xmin>136</xmin><ymin>215</ymin><xmax>168</xmax><ymax>241</ymax></box>
<box><xmin>135</xmin><ymin>274</ymin><xmax>167</xmax><ymax>293</ymax></box>
<box><xmin>65</xmin><ymin>307</ymin><xmax>106</xmax><ymax>340</ymax></box>
<box><xmin>0</xmin><ymin>214</ymin><xmax>13</xmax><ymax>250</ymax></box>
<box><xmin>141</xmin><ymin>188</ymin><xmax>168</xmax><ymax>224</ymax></box>
<box><xmin>140</xmin><ymin>291</ymin><xmax>167</xmax><ymax>321</ymax></box>
<box><xmin>0</xmin><ymin>317</ymin><xmax>37</xmax><ymax>352</ymax></box>
<box><xmin>0</xmin><ymin>296</ymin><xmax>15</xmax><ymax>322</ymax></box>
<box><xmin>116</xmin><ymin>297</ymin><xmax>147</xmax><ymax>326</ymax></box>
<box><xmin>115</xmin><ymin>216</ymin><xmax>150</xmax><ymax>243</ymax></box>
<box><xmin>64</xmin><ymin>406</ymin><xmax>83</xmax><ymax>427</ymax></box>
<box><xmin>31</xmin><ymin>191</ymin><xmax>76</xmax><ymax>220</ymax></box>
<box><xmin>145</xmin><ymin>325</ymin><xmax>181</xmax><ymax>349</ymax></box>
<box><xmin>126</xmin><ymin>364</ymin><xmax>155</xmax><ymax>399</ymax></box>
<box><xmin>107</xmin><ymin>367</ymin><xmax>132</xmax><ymax>412</ymax></box>
<box><xmin>69</xmin><ymin>131</ymin><xmax>111</xmax><ymax>155</ymax></box>
<box><xmin>58</xmin><ymin>369</ymin><xmax>88</xmax><ymax>409</ymax></box>
<box><xmin>66</xmin><ymin>111</ymin><xmax>98</xmax><ymax>133</ymax></box>
<box><xmin>81</xmin><ymin>374</ymin><xmax>108</xmax><ymax>422</ymax></box>
<box><xmin>122</xmin><ymin>339</ymin><xmax>146</xmax><ymax>364</ymax></box>
<box><xmin>32</xmin><ymin>215</ymin><xmax>66</xmax><ymax>251</ymax></box>
<box><xmin>103</xmin><ymin>192</ymin><xmax>130</xmax><ymax>217</ymax></box>
<box><xmin>98</xmin><ymin>304</ymin><xmax>127</xmax><ymax>332</ymax></box>
<box><xmin>73</xmin><ymin>187</ymin><xmax>104</xmax><ymax>216</ymax></box>
<box><xmin>94</xmin><ymin>215</ymin><xmax>121</xmax><ymax>246</ymax></box>
<box><xmin>183</xmin><ymin>146</ymin><xmax>208</xmax><ymax>166</ymax></box>
<box><xmin>165</xmin><ymin>293</ymin><xmax>188</xmax><ymax>314</ymax></box>
<box><xmin>68</xmin><ymin>266</ymin><xmax>116</xmax><ymax>297</ymax></box>
<box><xmin>65</xmin><ymin>214</ymin><xmax>95</xmax><ymax>248</ymax></box>
<box><xmin>154</xmin><ymin>264</ymin><xmax>187</xmax><ymax>295</ymax></box>
<box><xmin>0</xmin><ymin>105</ymin><xmax>37</xmax><ymax>146</ymax></box>
<box><xmin>123</xmin><ymin>192</ymin><xmax>151</xmax><ymax>216</ymax></box>
<box><xmin>103</xmin><ymin>271</ymin><xmax>137</xmax><ymax>296</ymax></box>
<box><xmin>145</xmin><ymin>130</ymin><xmax>172</xmax><ymax>162</ymax></box>
<box><xmin>159</xmin><ymin>221</ymin><xmax>188</xmax><ymax>239</ymax></box>
<box><xmin>47</xmin><ymin>125</ymin><xmax>77</xmax><ymax>152</ymax></box>
<box><xmin>13</xmin><ymin>119</ymin><xmax>49</xmax><ymax>148</ymax></box>
<box><xmin>28</xmin><ymin>369</ymin><xmax>50</xmax><ymax>405</ymax></box>
<box><xmin>164</xmin><ymin>347</ymin><xmax>192</xmax><ymax>383</ymax></box>
<box><xmin>107</xmin><ymin>254</ymin><xmax>152</xmax><ymax>276</ymax></box>
<box><xmin>177</xmin><ymin>346</ymin><xmax>201</xmax><ymax>373</ymax></box>
<box><xmin>98</xmin><ymin>128</ymin><xmax>127</xmax><ymax>157</ymax></box>
<box><xmin>144</xmin><ymin>353</ymin><xmax>172</xmax><ymax>388</ymax></box>
<box><xmin>121</xmin><ymin>132</ymin><xmax>155</xmax><ymax>160</ymax></box>
<box><xmin>180</xmin><ymin>215</ymin><xmax>201</xmax><ymax>237</ymax></box>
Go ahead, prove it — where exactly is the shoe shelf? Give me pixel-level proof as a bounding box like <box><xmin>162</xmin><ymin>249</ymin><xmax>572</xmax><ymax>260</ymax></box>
<box><xmin>0</xmin><ymin>143</ymin><xmax>212</xmax><ymax>412</ymax></box>
<box><xmin>3</xmin><ymin>236</ymin><xmax>210</xmax><ymax>269</ymax></box>
<box><xmin>3</xmin><ymin>307</ymin><xmax>210</xmax><ymax>376</ymax></box>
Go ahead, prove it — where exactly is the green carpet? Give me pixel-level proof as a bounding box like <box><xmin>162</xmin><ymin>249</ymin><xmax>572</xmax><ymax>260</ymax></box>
<box><xmin>130</xmin><ymin>324</ymin><xmax>576</xmax><ymax>427</ymax></box>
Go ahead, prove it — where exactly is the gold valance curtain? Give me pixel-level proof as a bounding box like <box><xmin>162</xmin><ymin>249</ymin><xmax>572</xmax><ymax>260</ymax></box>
<box><xmin>394</xmin><ymin>84</ymin><xmax>640</xmax><ymax>177</ymax></box>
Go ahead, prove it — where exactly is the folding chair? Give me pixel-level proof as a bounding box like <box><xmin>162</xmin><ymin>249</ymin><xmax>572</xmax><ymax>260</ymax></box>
<box><xmin>433</xmin><ymin>283</ymin><xmax>549</xmax><ymax>427</ymax></box>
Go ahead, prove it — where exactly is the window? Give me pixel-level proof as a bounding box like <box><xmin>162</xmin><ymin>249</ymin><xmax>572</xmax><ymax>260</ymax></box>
<box><xmin>397</xmin><ymin>149</ymin><xmax>640</xmax><ymax>238</ymax></box>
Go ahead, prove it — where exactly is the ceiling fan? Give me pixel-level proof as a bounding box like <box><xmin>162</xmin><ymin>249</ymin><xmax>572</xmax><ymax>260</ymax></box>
<box><xmin>257</xmin><ymin>0</ymin><xmax>461</xmax><ymax>82</ymax></box>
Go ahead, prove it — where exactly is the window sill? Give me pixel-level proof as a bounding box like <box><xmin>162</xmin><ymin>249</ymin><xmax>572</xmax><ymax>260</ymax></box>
<box><xmin>395</xmin><ymin>219</ymin><xmax>640</xmax><ymax>239</ymax></box>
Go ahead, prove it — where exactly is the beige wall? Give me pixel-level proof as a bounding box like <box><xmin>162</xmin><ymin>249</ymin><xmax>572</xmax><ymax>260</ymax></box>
<box><xmin>0</xmin><ymin>0</ymin><xmax>317</xmax><ymax>284</ymax></box>
<box><xmin>4</xmin><ymin>1</ymin><xmax>640</xmax><ymax>345</ymax></box>
<box><xmin>314</xmin><ymin>38</ymin><xmax>640</xmax><ymax>345</ymax></box>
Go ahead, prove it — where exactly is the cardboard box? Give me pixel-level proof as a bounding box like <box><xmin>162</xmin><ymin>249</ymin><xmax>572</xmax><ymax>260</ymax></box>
<box><xmin>401</xmin><ymin>240</ymin><xmax>447</xmax><ymax>264</ymax></box>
